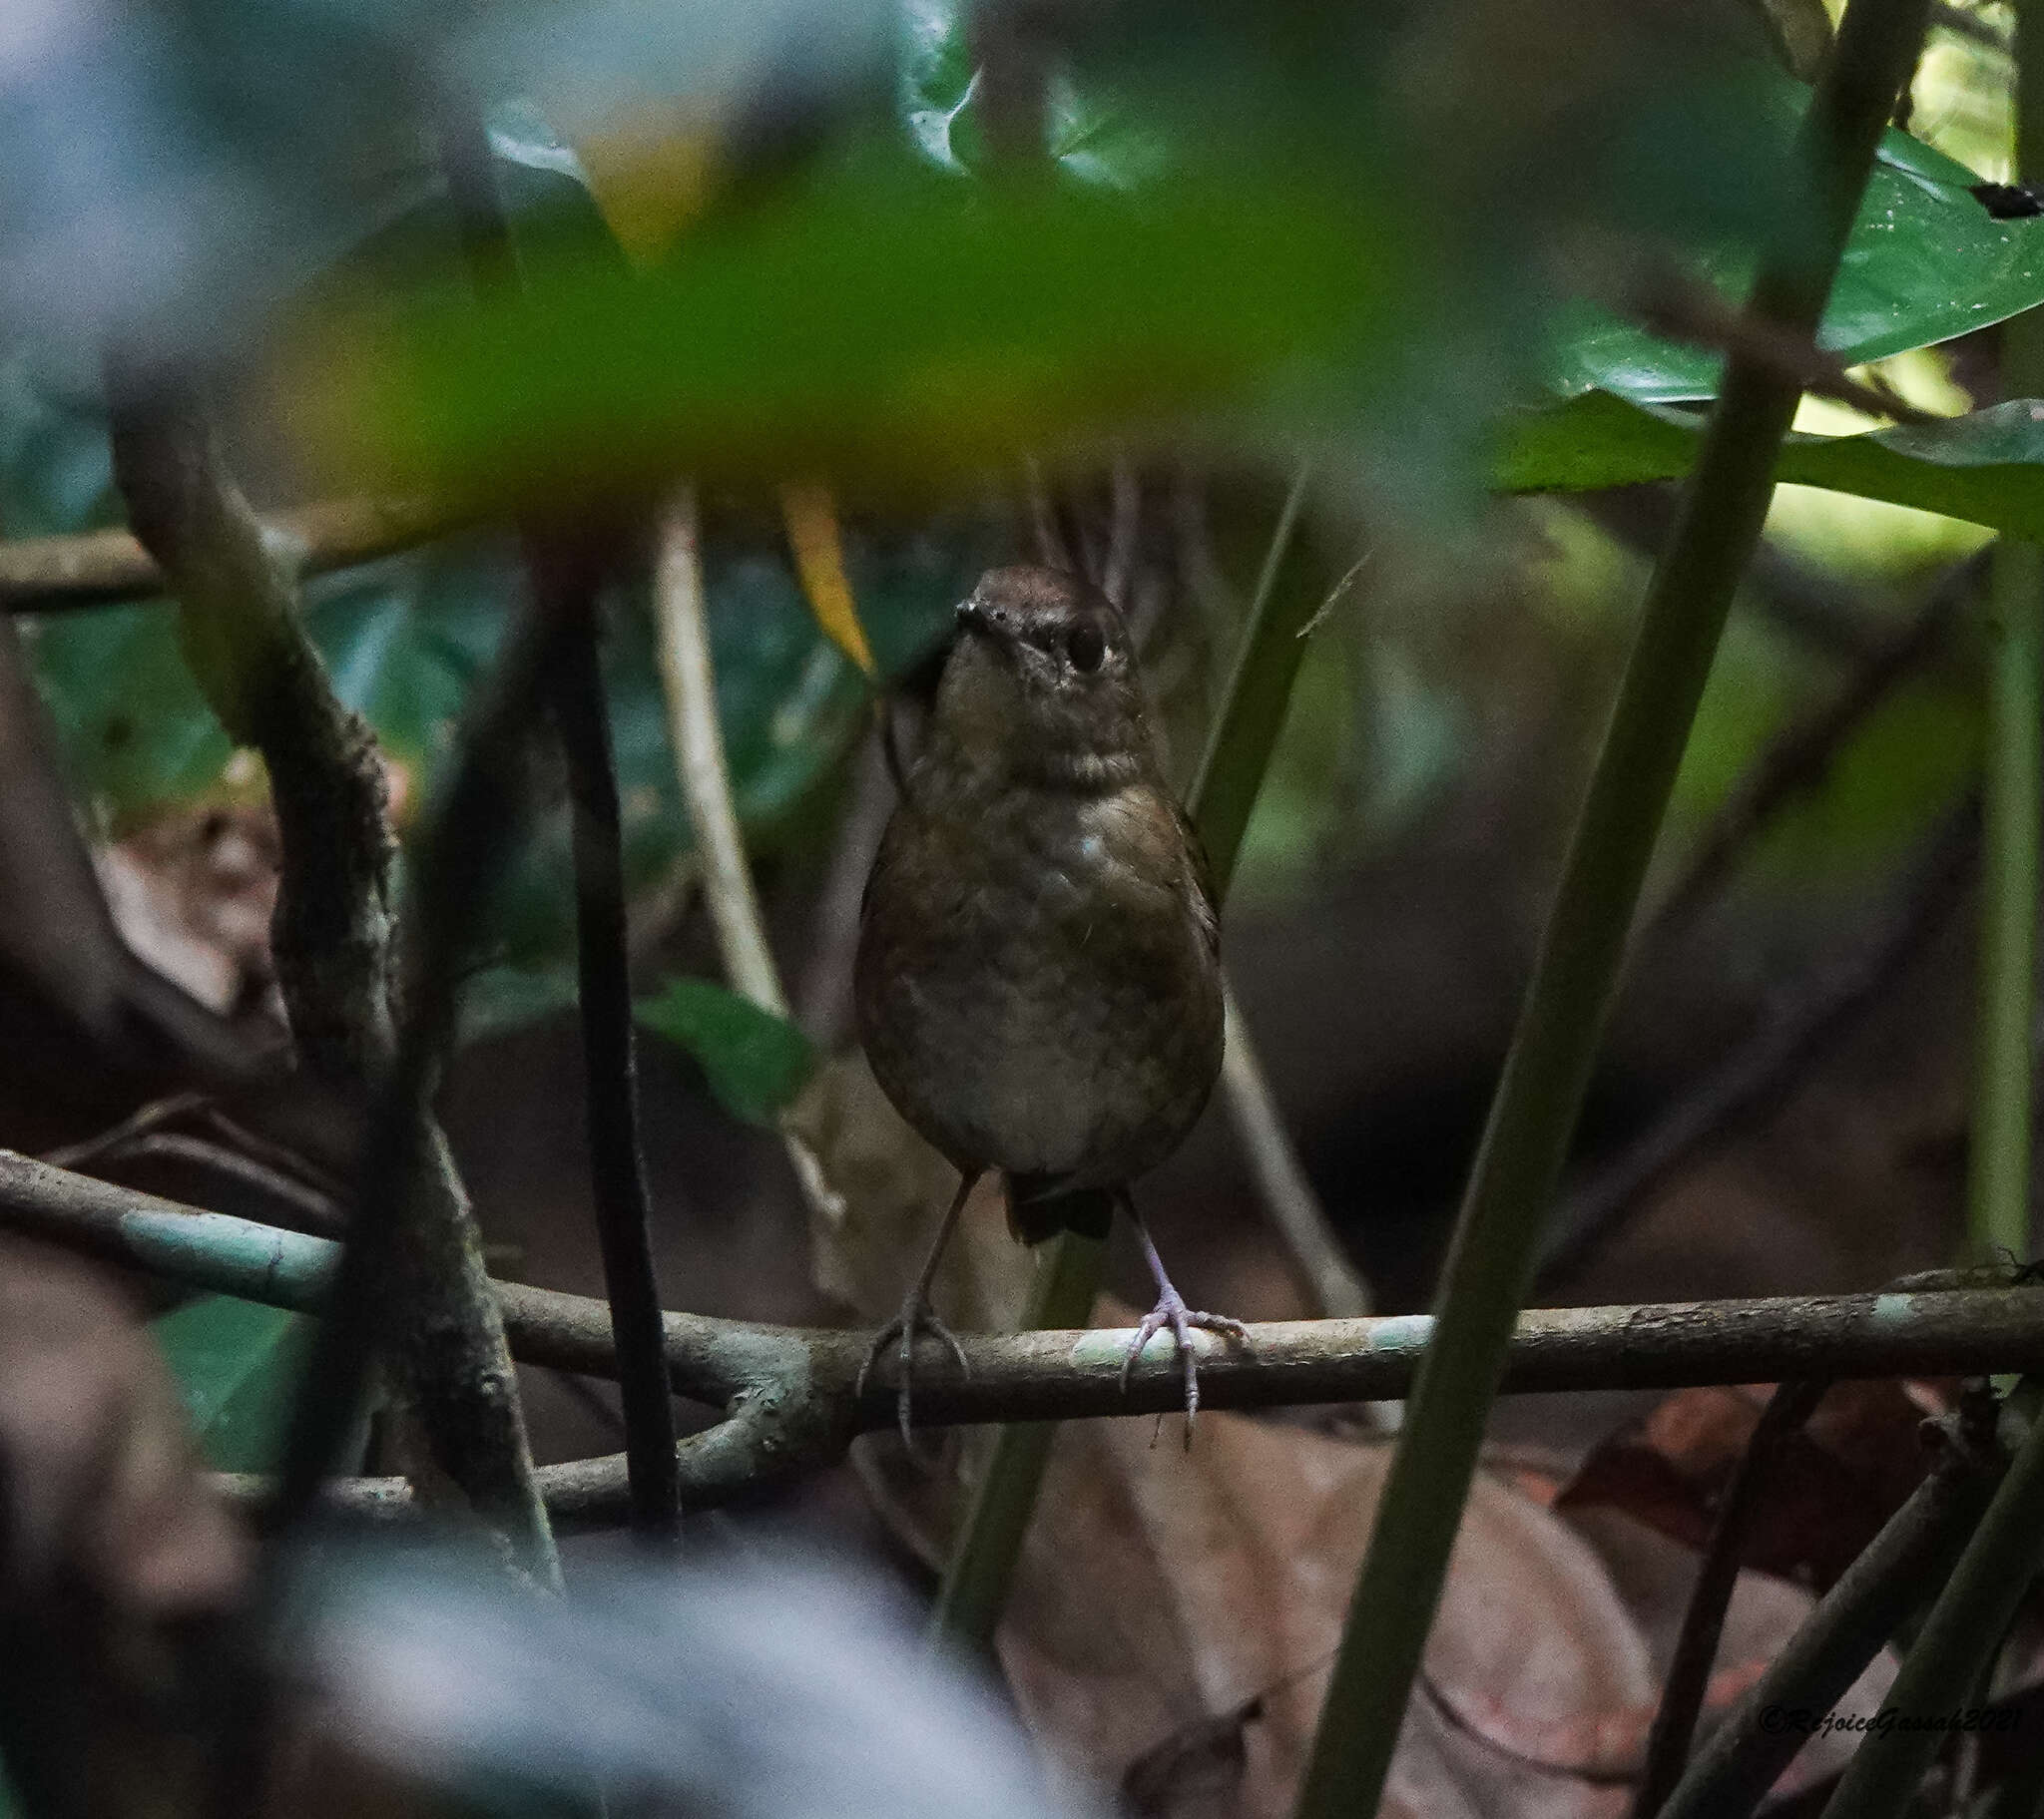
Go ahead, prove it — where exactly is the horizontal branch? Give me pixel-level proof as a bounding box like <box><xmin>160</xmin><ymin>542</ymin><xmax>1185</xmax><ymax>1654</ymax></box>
<box><xmin>0</xmin><ymin>495</ymin><xmax>453</xmax><ymax>614</ymax></box>
<box><xmin>9</xmin><ymin>1147</ymin><xmax>2044</xmax><ymax>1442</ymax></box>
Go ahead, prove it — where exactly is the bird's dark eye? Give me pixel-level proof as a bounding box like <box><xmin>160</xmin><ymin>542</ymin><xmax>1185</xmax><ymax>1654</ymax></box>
<box><xmin>1066</xmin><ymin>624</ymin><xmax>1107</xmax><ymax>673</ymax></box>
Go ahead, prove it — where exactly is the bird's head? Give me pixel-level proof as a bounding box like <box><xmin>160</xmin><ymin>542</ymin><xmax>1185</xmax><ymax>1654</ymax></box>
<box><xmin>930</xmin><ymin>566</ymin><xmax>1151</xmax><ymax>790</ymax></box>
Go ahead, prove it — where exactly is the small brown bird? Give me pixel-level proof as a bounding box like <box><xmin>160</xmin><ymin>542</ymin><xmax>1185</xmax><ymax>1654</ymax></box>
<box><xmin>854</xmin><ymin>564</ymin><xmax>1246</xmax><ymax>1440</ymax></box>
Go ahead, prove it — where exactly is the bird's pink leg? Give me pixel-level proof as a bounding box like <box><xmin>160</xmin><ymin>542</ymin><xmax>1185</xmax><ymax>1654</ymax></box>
<box><xmin>858</xmin><ymin>1168</ymin><xmax>978</xmax><ymax>1447</ymax></box>
<box><xmin>1119</xmin><ymin>1196</ymin><xmax>1249</xmax><ymax>1440</ymax></box>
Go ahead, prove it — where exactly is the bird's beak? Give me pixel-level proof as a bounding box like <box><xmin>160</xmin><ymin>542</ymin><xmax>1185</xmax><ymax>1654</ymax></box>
<box><xmin>955</xmin><ymin>597</ymin><xmax>1007</xmax><ymax>643</ymax></box>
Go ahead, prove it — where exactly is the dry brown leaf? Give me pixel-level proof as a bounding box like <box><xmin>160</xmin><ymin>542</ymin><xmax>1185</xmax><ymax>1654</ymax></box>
<box><xmin>0</xmin><ymin>1237</ymin><xmax>249</xmax><ymax>1817</ymax></box>
<box><xmin>993</xmin><ymin>1399</ymin><xmax>1656</xmax><ymax>1819</ymax></box>
<box><xmin>97</xmin><ymin>803</ymin><xmax>281</xmax><ymax>1023</ymax></box>
<box><xmin>1555</xmin><ymin>1380</ymin><xmax>1943</xmax><ymax>1591</ymax></box>
<box><xmin>0</xmin><ymin>1236</ymin><xmax>246</xmax><ymax>1614</ymax></box>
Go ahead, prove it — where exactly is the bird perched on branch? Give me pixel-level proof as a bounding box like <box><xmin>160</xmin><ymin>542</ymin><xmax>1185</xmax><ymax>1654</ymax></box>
<box><xmin>854</xmin><ymin>564</ymin><xmax>1245</xmax><ymax>1441</ymax></box>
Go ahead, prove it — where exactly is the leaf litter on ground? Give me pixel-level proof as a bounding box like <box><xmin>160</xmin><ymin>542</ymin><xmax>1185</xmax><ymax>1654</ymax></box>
<box><xmin>851</xmin><ymin>1281</ymin><xmax>1900</xmax><ymax>1818</ymax></box>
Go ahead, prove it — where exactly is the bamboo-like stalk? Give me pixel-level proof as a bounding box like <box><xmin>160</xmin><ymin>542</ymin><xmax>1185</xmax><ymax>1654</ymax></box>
<box><xmin>1816</xmin><ymin>1388</ymin><xmax>2044</xmax><ymax>1819</ymax></box>
<box><xmin>1291</xmin><ymin>6</ymin><xmax>1933</xmax><ymax>1814</ymax></box>
<box><xmin>1818</xmin><ymin>10</ymin><xmax>2044</xmax><ymax>1814</ymax></box>
<box><xmin>1657</xmin><ymin>1436</ymin><xmax>2005</xmax><ymax>1819</ymax></box>
<box><xmin>1968</xmin><ymin>2</ymin><xmax>2044</xmax><ymax>1266</ymax></box>
<box><xmin>929</xmin><ymin>465</ymin><xmax>1322</xmax><ymax>1655</ymax></box>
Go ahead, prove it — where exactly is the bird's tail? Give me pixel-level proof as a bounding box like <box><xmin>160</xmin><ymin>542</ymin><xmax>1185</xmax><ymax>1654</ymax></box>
<box><xmin>1005</xmin><ymin>1174</ymin><xmax>1116</xmax><ymax>1245</ymax></box>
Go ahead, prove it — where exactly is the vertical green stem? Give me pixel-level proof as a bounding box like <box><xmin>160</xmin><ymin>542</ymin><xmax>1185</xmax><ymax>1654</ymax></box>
<box><xmin>929</xmin><ymin>1233</ymin><xmax>1103</xmax><ymax>1643</ymax></box>
<box><xmin>929</xmin><ymin>468</ymin><xmax>1321</xmax><ymax>1654</ymax></box>
<box><xmin>1291</xmin><ymin>7</ymin><xmax>1928</xmax><ymax>1815</ymax></box>
<box><xmin>1820</xmin><ymin>14</ymin><xmax>2044</xmax><ymax>1814</ymax></box>
<box><xmin>1969</xmin><ymin>0</ymin><xmax>2044</xmax><ymax>1265</ymax></box>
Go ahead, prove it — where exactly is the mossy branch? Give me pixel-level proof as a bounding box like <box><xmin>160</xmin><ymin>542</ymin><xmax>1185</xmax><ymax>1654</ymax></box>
<box><xmin>102</xmin><ymin>365</ymin><xmax>556</xmax><ymax>1579</ymax></box>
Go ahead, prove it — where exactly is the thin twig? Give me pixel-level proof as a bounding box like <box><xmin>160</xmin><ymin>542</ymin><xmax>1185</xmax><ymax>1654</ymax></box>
<box><xmin>0</xmin><ymin>495</ymin><xmax>451</xmax><ymax>614</ymax></box>
<box><xmin>551</xmin><ymin>601</ymin><xmax>683</xmax><ymax>1541</ymax></box>
<box><xmin>793</xmin><ymin>731</ymin><xmax>895</xmax><ymax>1046</ymax></box>
<box><xmin>7</xmin><ymin>1151</ymin><xmax>2044</xmax><ymax>1438</ymax></box>
<box><xmin>1610</xmin><ymin>252</ymin><xmax>1938</xmax><ymax>427</ymax></box>
<box><xmin>38</xmin><ymin>1093</ymin><xmax>212</xmax><ymax>1169</ymax></box>
<box><xmin>435</xmin><ymin>90</ymin><xmax>682</xmax><ymax>1546</ymax></box>
<box><xmin>1585</xmin><ymin>488</ymin><xmax>1892</xmax><ymax>665</ymax></box>
<box><xmin>1221</xmin><ymin>982</ymin><xmax>1370</xmax><ymax>1319</ymax></box>
<box><xmin>1540</xmin><ymin>795</ymin><xmax>1978</xmax><ymax>1288</ymax></box>
<box><xmin>1655</xmin><ymin>1402</ymin><xmax>2007</xmax><ymax>1819</ymax></box>
<box><xmin>85</xmin><ymin>1134</ymin><xmax>344</xmax><ymax>1238</ymax></box>
<box><xmin>654</xmin><ymin>491</ymin><xmax>786</xmax><ymax>1014</ymax></box>
<box><xmin>1647</xmin><ymin>553</ymin><xmax>1978</xmax><ymax>942</ymax></box>
<box><xmin>1817</xmin><ymin>1380</ymin><xmax>2044</xmax><ymax>1819</ymax></box>
<box><xmin>1932</xmin><ymin>1</ymin><xmax>2008</xmax><ymax>51</ymax></box>
<box><xmin>652</xmin><ymin>489</ymin><xmax>841</xmax><ymax>1222</ymax></box>
<box><xmin>1632</xmin><ymin>1378</ymin><xmax>1829</xmax><ymax>1818</ymax></box>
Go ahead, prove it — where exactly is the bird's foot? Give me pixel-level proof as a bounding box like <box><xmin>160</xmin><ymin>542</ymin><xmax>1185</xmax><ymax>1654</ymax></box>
<box><xmin>857</xmin><ymin>1292</ymin><xmax>970</xmax><ymax>1449</ymax></box>
<box><xmin>1119</xmin><ymin>1284</ymin><xmax>1249</xmax><ymax>1441</ymax></box>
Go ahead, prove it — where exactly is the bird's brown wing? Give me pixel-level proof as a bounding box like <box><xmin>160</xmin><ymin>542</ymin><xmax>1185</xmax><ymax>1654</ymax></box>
<box><xmin>1174</xmin><ymin>797</ymin><xmax>1222</xmax><ymax>958</ymax></box>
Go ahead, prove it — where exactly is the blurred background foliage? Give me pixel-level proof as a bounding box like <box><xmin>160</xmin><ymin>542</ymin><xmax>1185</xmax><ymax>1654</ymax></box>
<box><xmin>1</xmin><ymin>0</ymin><xmax>2038</xmax><ymax>1327</ymax></box>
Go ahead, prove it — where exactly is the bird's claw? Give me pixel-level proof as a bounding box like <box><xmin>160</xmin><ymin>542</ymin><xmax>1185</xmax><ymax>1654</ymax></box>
<box><xmin>858</xmin><ymin>1294</ymin><xmax>970</xmax><ymax>1449</ymax></box>
<box><xmin>1119</xmin><ymin>1285</ymin><xmax>1249</xmax><ymax>1441</ymax></box>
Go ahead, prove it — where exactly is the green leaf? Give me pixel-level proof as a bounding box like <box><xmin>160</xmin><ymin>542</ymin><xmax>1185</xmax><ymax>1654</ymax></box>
<box><xmin>291</xmin><ymin>166</ymin><xmax>1407</xmax><ymax>508</ymax></box>
<box><xmin>23</xmin><ymin>605</ymin><xmax>234</xmax><ymax>816</ymax></box>
<box><xmin>896</xmin><ymin>0</ymin><xmax>983</xmax><ymax>177</ymax></box>
<box><xmin>1496</xmin><ymin>390</ymin><xmax>2044</xmax><ymax>540</ymax></box>
<box><xmin>635</xmin><ymin>977</ymin><xmax>818</xmax><ymax>1126</ymax></box>
<box><xmin>1548</xmin><ymin>126</ymin><xmax>2044</xmax><ymax>403</ymax></box>
<box><xmin>894</xmin><ymin>0</ymin><xmax>1164</xmax><ymax>189</ymax></box>
<box><xmin>152</xmin><ymin>1293</ymin><xmax>314</xmax><ymax>1474</ymax></box>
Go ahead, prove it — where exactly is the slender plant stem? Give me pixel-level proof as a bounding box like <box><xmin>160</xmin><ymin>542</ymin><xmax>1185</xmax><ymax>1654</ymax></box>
<box><xmin>1188</xmin><ymin>463</ymin><xmax>1315</xmax><ymax>902</ymax></box>
<box><xmin>651</xmin><ymin>489</ymin><xmax>842</xmax><ymax>1223</ymax></box>
<box><xmin>1223</xmin><ymin>982</ymin><xmax>1371</xmax><ymax>1319</ymax></box>
<box><xmin>929</xmin><ymin>463</ymin><xmax>1325</xmax><ymax>1654</ymax></box>
<box><xmin>434</xmin><ymin>92</ymin><xmax>685</xmax><ymax>1547</ymax></box>
<box><xmin>1657</xmin><ymin>1428</ymin><xmax>2005</xmax><ymax>1819</ymax></box>
<box><xmin>928</xmin><ymin>1234</ymin><xmax>1104</xmax><ymax>1647</ymax></box>
<box><xmin>1817</xmin><ymin>1386</ymin><xmax>2044</xmax><ymax>1819</ymax></box>
<box><xmin>1292</xmin><ymin>8</ymin><xmax>1931</xmax><ymax>1814</ymax></box>
<box><xmin>552</xmin><ymin>598</ymin><xmax>683</xmax><ymax>1543</ymax></box>
<box><xmin>653</xmin><ymin>488</ymin><xmax>789</xmax><ymax>1017</ymax></box>
<box><xmin>0</xmin><ymin>494</ymin><xmax>449</xmax><ymax>613</ymax></box>
<box><xmin>1631</xmin><ymin>1380</ymin><xmax>1827</xmax><ymax>1817</ymax></box>
<box><xmin>1969</xmin><ymin>0</ymin><xmax>2044</xmax><ymax>1265</ymax></box>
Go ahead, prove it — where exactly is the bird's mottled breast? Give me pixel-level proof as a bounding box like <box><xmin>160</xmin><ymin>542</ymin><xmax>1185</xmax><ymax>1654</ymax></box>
<box><xmin>854</xmin><ymin>775</ymin><xmax>1223</xmax><ymax>1188</ymax></box>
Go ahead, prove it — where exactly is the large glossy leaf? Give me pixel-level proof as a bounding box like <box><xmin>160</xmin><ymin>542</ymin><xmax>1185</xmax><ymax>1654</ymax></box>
<box><xmin>151</xmin><ymin>1292</ymin><xmax>313</xmax><ymax>1474</ymax></box>
<box><xmin>1497</xmin><ymin>390</ymin><xmax>2044</xmax><ymax>539</ymax></box>
<box><xmin>896</xmin><ymin>0</ymin><xmax>1165</xmax><ymax>190</ymax></box>
<box><xmin>1548</xmin><ymin>126</ymin><xmax>2044</xmax><ymax>403</ymax></box>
